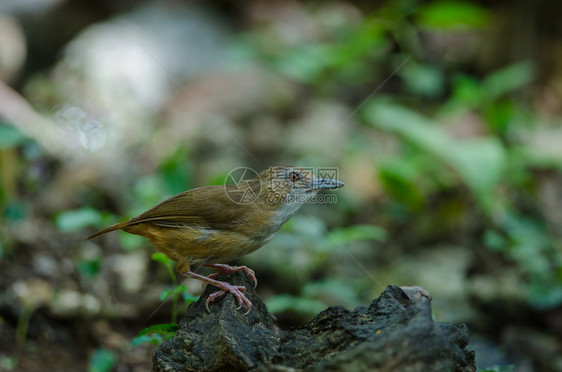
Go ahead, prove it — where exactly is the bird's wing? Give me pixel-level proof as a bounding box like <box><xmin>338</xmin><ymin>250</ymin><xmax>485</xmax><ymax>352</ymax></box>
<box><xmin>127</xmin><ymin>185</ymin><xmax>246</xmax><ymax>230</ymax></box>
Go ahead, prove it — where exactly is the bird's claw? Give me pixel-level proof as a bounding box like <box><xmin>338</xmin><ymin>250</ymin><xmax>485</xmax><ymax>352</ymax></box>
<box><xmin>205</xmin><ymin>291</ymin><xmax>224</xmax><ymax>313</ymax></box>
<box><xmin>204</xmin><ymin>283</ymin><xmax>252</xmax><ymax>314</ymax></box>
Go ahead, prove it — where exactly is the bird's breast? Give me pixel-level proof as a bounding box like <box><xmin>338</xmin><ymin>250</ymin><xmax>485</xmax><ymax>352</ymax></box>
<box><xmin>241</xmin><ymin>200</ymin><xmax>305</xmax><ymax>243</ymax></box>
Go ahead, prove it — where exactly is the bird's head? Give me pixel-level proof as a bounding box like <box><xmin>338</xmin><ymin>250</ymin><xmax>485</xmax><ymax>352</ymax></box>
<box><xmin>258</xmin><ymin>166</ymin><xmax>345</xmax><ymax>207</ymax></box>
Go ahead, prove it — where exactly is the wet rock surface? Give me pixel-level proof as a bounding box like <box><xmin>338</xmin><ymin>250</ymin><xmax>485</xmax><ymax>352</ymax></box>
<box><xmin>153</xmin><ymin>272</ymin><xmax>475</xmax><ymax>371</ymax></box>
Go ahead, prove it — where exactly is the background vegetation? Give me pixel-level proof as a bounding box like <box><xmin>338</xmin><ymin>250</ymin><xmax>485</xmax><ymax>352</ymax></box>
<box><xmin>1</xmin><ymin>0</ymin><xmax>561</xmax><ymax>371</ymax></box>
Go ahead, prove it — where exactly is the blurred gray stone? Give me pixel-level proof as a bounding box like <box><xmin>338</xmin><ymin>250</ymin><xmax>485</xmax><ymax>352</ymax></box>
<box><xmin>0</xmin><ymin>15</ymin><xmax>26</xmax><ymax>83</ymax></box>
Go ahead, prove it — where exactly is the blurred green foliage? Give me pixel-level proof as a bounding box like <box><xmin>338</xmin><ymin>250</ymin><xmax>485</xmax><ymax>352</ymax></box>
<box><xmin>0</xmin><ymin>123</ymin><xmax>27</xmax><ymax>150</ymax></box>
<box><xmin>365</xmin><ymin>100</ymin><xmax>506</xmax><ymax>208</ymax></box>
<box><xmin>77</xmin><ymin>256</ymin><xmax>101</xmax><ymax>278</ymax></box>
<box><xmin>55</xmin><ymin>208</ymin><xmax>106</xmax><ymax>233</ymax></box>
<box><xmin>132</xmin><ymin>253</ymin><xmax>197</xmax><ymax>347</ymax></box>
<box><xmin>479</xmin><ymin>366</ymin><xmax>515</xmax><ymax>372</ymax></box>
<box><xmin>328</xmin><ymin>224</ymin><xmax>387</xmax><ymax>248</ymax></box>
<box><xmin>261</xmin><ymin>217</ymin><xmax>386</xmax><ymax>315</ymax></box>
<box><xmin>266</xmin><ymin>294</ymin><xmax>326</xmax><ymax>316</ymax></box>
<box><xmin>88</xmin><ymin>348</ymin><xmax>117</xmax><ymax>372</ymax></box>
<box><xmin>231</xmin><ymin>0</ymin><xmax>562</xmax><ymax>314</ymax></box>
<box><xmin>0</xmin><ymin>355</ymin><xmax>18</xmax><ymax>371</ymax></box>
<box><xmin>131</xmin><ymin>323</ymin><xmax>178</xmax><ymax>347</ymax></box>
<box><xmin>416</xmin><ymin>1</ymin><xmax>491</xmax><ymax>29</ymax></box>
<box><xmin>445</xmin><ymin>61</ymin><xmax>536</xmax><ymax>137</ymax></box>
<box><xmin>151</xmin><ymin>253</ymin><xmax>198</xmax><ymax>324</ymax></box>
<box><xmin>360</xmin><ymin>60</ymin><xmax>560</xmax><ymax>309</ymax></box>
<box><xmin>128</xmin><ymin>148</ymin><xmax>194</xmax><ymax>217</ymax></box>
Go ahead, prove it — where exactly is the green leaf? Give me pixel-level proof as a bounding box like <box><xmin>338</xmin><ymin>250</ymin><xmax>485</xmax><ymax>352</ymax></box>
<box><xmin>448</xmin><ymin>63</ymin><xmax>534</xmax><ymax>113</ymax></box>
<box><xmin>131</xmin><ymin>323</ymin><xmax>178</xmax><ymax>346</ymax></box>
<box><xmin>485</xmin><ymin>99</ymin><xmax>515</xmax><ymax>135</ymax></box>
<box><xmin>135</xmin><ymin>323</ymin><xmax>178</xmax><ymax>336</ymax></box>
<box><xmin>152</xmin><ymin>252</ymin><xmax>173</xmax><ymax>265</ymax></box>
<box><xmin>482</xmin><ymin>61</ymin><xmax>535</xmax><ymax>100</ymax></box>
<box><xmin>160</xmin><ymin>289</ymin><xmax>172</xmax><ymax>301</ymax></box>
<box><xmin>131</xmin><ymin>334</ymin><xmax>160</xmax><ymax>347</ymax></box>
<box><xmin>0</xmin><ymin>123</ymin><xmax>27</xmax><ymax>150</ymax></box>
<box><xmin>329</xmin><ymin>225</ymin><xmax>387</xmax><ymax>247</ymax></box>
<box><xmin>56</xmin><ymin>208</ymin><xmax>104</xmax><ymax>232</ymax></box>
<box><xmin>330</xmin><ymin>20</ymin><xmax>387</xmax><ymax>67</ymax></box>
<box><xmin>364</xmin><ymin>101</ymin><xmax>452</xmax><ymax>160</ymax></box>
<box><xmin>78</xmin><ymin>258</ymin><xmax>101</xmax><ymax>277</ymax></box>
<box><xmin>182</xmin><ymin>292</ymin><xmax>198</xmax><ymax>303</ymax></box>
<box><xmin>364</xmin><ymin>101</ymin><xmax>506</xmax><ymax>202</ymax></box>
<box><xmin>378</xmin><ymin>157</ymin><xmax>426</xmax><ymax>209</ymax></box>
<box><xmin>88</xmin><ymin>348</ymin><xmax>116</xmax><ymax>372</ymax></box>
<box><xmin>416</xmin><ymin>1</ymin><xmax>491</xmax><ymax>30</ymax></box>
<box><xmin>451</xmin><ymin>74</ymin><xmax>482</xmax><ymax>108</ymax></box>
<box><xmin>446</xmin><ymin>137</ymin><xmax>506</xmax><ymax>197</ymax></box>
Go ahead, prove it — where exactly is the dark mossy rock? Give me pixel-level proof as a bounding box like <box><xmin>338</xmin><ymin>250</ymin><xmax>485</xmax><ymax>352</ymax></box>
<box><xmin>152</xmin><ymin>272</ymin><xmax>475</xmax><ymax>371</ymax></box>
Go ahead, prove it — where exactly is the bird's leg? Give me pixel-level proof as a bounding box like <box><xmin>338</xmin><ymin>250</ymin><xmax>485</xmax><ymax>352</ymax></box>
<box><xmin>204</xmin><ymin>263</ymin><xmax>258</xmax><ymax>288</ymax></box>
<box><xmin>181</xmin><ymin>271</ymin><xmax>252</xmax><ymax>314</ymax></box>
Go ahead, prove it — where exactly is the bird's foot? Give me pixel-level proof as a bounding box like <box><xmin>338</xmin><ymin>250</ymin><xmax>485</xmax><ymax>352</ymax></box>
<box><xmin>205</xmin><ymin>282</ymin><xmax>252</xmax><ymax>315</ymax></box>
<box><xmin>182</xmin><ymin>270</ymin><xmax>253</xmax><ymax>314</ymax></box>
<box><xmin>205</xmin><ymin>263</ymin><xmax>258</xmax><ymax>288</ymax></box>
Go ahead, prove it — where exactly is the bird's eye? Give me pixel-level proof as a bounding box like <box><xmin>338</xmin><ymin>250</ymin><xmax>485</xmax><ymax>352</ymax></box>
<box><xmin>288</xmin><ymin>171</ymin><xmax>300</xmax><ymax>182</ymax></box>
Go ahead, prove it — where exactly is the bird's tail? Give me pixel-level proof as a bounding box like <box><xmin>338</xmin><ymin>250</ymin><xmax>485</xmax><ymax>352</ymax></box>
<box><xmin>87</xmin><ymin>221</ymin><xmax>130</xmax><ymax>240</ymax></box>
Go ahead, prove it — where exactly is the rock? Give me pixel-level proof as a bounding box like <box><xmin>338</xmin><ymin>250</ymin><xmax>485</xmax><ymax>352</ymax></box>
<box><xmin>153</xmin><ymin>271</ymin><xmax>278</xmax><ymax>371</ymax></box>
<box><xmin>153</xmin><ymin>272</ymin><xmax>475</xmax><ymax>371</ymax></box>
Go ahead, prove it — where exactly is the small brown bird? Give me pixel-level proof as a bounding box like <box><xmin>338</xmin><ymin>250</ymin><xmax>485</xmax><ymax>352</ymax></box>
<box><xmin>88</xmin><ymin>166</ymin><xmax>344</xmax><ymax>313</ymax></box>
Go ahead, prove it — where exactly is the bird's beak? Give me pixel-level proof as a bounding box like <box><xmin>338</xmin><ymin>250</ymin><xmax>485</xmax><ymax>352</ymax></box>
<box><xmin>307</xmin><ymin>177</ymin><xmax>345</xmax><ymax>192</ymax></box>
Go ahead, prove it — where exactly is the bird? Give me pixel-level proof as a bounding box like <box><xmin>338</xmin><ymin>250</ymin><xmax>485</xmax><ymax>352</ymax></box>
<box><xmin>87</xmin><ymin>166</ymin><xmax>344</xmax><ymax>313</ymax></box>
